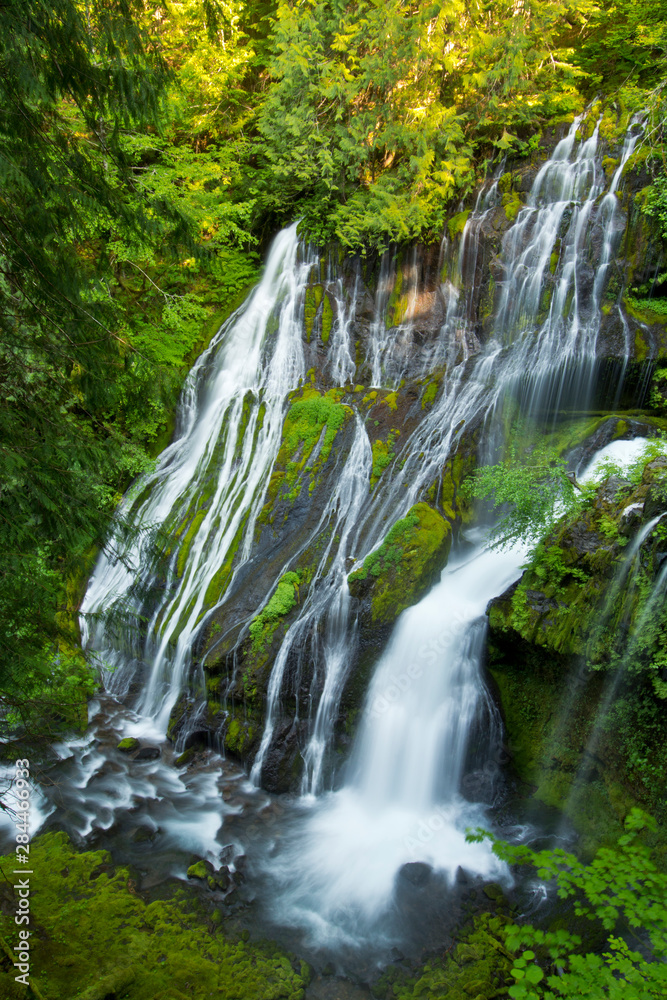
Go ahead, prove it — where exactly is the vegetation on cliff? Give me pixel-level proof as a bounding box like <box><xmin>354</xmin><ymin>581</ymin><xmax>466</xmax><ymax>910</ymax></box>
<box><xmin>469</xmin><ymin>438</ymin><xmax>667</xmax><ymax>846</ymax></box>
<box><xmin>348</xmin><ymin>502</ymin><xmax>452</xmax><ymax>623</ymax></box>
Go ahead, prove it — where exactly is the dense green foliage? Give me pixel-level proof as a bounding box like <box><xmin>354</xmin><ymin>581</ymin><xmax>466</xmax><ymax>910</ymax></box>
<box><xmin>466</xmin><ymin>438</ymin><xmax>667</xmax><ymax>550</ymax></box>
<box><xmin>471</xmin><ymin>809</ymin><xmax>667</xmax><ymax>999</ymax></box>
<box><xmin>373</xmin><ymin>813</ymin><xmax>667</xmax><ymax>1000</ymax></box>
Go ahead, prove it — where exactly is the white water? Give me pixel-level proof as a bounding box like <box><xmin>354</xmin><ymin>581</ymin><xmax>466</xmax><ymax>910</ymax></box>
<box><xmin>250</xmin><ymin>413</ymin><xmax>373</xmax><ymax>791</ymax></box>
<box><xmin>76</xmin><ymin>116</ymin><xmax>644</xmax><ymax>792</ymax></box>
<box><xmin>82</xmin><ymin>224</ymin><xmax>310</xmax><ymax>740</ymax></box>
<box><xmin>264</xmin><ymin>541</ymin><xmax>528</xmax><ymax>948</ymax></box>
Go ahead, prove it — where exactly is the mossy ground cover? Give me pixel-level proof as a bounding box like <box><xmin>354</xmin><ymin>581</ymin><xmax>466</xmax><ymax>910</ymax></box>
<box><xmin>0</xmin><ymin>832</ymin><xmax>306</xmax><ymax>1000</ymax></box>
<box><xmin>348</xmin><ymin>502</ymin><xmax>451</xmax><ymax>623</ymax></box>
<box><xmin>370</xmin><ymin>430</ymin><xmax>400</xmax><ymax>488</ymax></box>
<box><xmin>372</xmin><ymin>914</ymin><xmax>514</xmax><ymax>1000</ymax></box>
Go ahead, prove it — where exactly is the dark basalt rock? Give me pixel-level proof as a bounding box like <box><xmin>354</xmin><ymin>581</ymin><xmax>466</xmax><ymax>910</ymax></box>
<box><xmin>133</xmin><ymin>746</ymin><xmax>161</xmax><ymax>761</ymax></box>
<box><xmin>398</xmin><ymin>862</ymin><xmax>433</xmax><ymax>887</ymax></box>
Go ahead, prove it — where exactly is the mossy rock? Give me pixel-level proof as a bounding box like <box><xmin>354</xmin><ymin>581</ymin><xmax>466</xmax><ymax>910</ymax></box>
<box><xmin>187</xmin><ymin>860</ymin><xmax>211</xmax><ymax>880</ymax></box>
<box><xmin>117</xmin><ymin>737</ymin><xmax>140</xmax><ymax>752</ymax></box>
<box><xmin>224</xmin><ymin>715</ymin><xmax>257</xmax><ymax>759</ymax></box>
<box><xmin>348</xmin><ymin>502</ymin><xmax>452</xmax><ymax>625</ymax></box>
<box><xmin>487</xmin><ymin>458</ymin><xmax>667</xmax><ymax>851</ymax></box>
<box><xmin>257</xmin><ymin>386</ymin><xmax>352</xmax><ymax>516</ymax></box>
<box><xmin>167</xmin><ymin>694</ymin><xmax>189</xmax><ymax>743</ymax></box>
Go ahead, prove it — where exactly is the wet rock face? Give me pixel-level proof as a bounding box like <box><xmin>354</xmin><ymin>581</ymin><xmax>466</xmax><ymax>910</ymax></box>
<box><xmin>487</xmin><ymin>470</ymin><xmax>660</xmax><ymax>661</ymax></box>
<box><xmin>163</xmin><ymin>126</ymin><xmax>667</xmax><ymax>792</ymax></box>
<box><xmin>347</xmin><ymin>502</ymin><xmax>452</xmax><ymax>627</ymax></box>
<box><xmin>486</xmin><ymin>452</ymin><xmax>667</xmax><ymax>847</ymax></box>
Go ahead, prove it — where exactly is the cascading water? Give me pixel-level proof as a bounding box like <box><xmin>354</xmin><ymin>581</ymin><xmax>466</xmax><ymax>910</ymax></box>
<box><xmin>261</xmin><ymin>541</ymin><xmax>530</xmax><ymax>950</ymax></box>
<box><xmin>2</xmin><ymin>113</ymin><xmax>652</xmax><ymax>969</ymax></box>
<box><xmin>249</xmin><ymin>413</ymin><xmax>373</xmax><ymax>792</ymax></box>
<box><xmin>82</xmin><ymin>224</ymin><xmax>310</xmax><ymax>738</ymax></box>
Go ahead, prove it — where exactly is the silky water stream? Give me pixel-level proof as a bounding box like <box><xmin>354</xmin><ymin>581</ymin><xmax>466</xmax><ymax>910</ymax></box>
<box><xmin>0</xmin><ymin>116</ymin><xmax>655</xmax><ymax>975</ymax></box>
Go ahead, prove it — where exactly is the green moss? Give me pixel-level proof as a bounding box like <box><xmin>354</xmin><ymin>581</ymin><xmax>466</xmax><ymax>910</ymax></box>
<box><xmin>348</xmin><ymin>502</ymin><xmax>451</xmax><ymax>623</ymax></box>
<box><xmin>187</xmin><ymin>861</ymin><xmax>209</xmax><ymax>880</ymax></box>
<box><xmin>0</xmin><ymin>832</ymin><xmax>305</xmax><ymax>1000</ymax></box>
<box><xmin>370</xmin><ymin>430</ymin><xmax>400</xmax><ymax>488</ymax></box>
<box><xmin>303</xmin><ymin>284</ymin><xmax>323</xmax><ymax>341</ymax></box>
<box><xmin>421</xmin><ymin>376</ymin><xmax>441</xmax><ymax>409</ymax></box>
<box><xmin>441</xmin><ymin>452</ymin><xmax>471</xmax><ymax>521</ymax></box>
<box><xmin>498</xmin><ymin>171</ymin><xmax>512</xmax><ymax>193</ymax></box>
<box><xmin>386</xmin><ymin>259</ymin><xmax>409</xmax><ymax>328</ymax></box>
<box><xmin>625</xmin><ymin>295</ymin><xmax>667</xmax><ymax>331</ymax></box>
<box><xmin>203</xmin><ymin>515</ymin><xmax>247</xmax><ymax>608</ymax></box>
<box><xmin>601</xmin><ymin>155</ymin><xmax>620</xmax><ymax>180</ymax></box>
<box><xmin>272</xmin><ymin>387</ymin><xmax>351</xmax><ymax>503</ymax></box>
<box><xmin>248</xmin><ymin>572</ymin><xmax>300</xmax><ymax>654</ymax></box>
<box><xmin>176</xmin><ymin>509</ymin><xmax>206</xmax><ymax>577</ymax></box>
<box><xmin>635</xmin><ymin>326</ymin><xmax>649</xmax><ymax>361</ymax></box>
<box><xmin>489</xmin><ymin>655</ymin><xmax>627</xmax><ymax>856</ymax></box>
<box><xmin>621</xmin><ymin>144</ymin><xmax>652</xmax><ymax>180</ymax></box>
<box><xmin>117</xmin><ymin>737</ymin><xmax>139</xmax><ymax>752</ymax></box>
<box><xmin>224</xmin><ymin>716</ymin><xmax>256</xmax><ymax>757</ymax></box>
<box><xmin>502</xmin><ymin>190</ymin><xmax>522</xmax><ymax>221</ymax></box>
<box><xmin>383</xmin><ymin>391</ymin><xmax>398</xmax><ymax>411</ymax></box>
<box><xmin>448</xmin><ymin>209</ymin><xmax>470</xmax><ymax>240</ymax></box>
<box><xmin>321</xmin><ymin>292</ymin><xmax>333</xmax><ymax>343</ymax></box>
<box><xmin>391</xmin><ymin>913</ymin><xmax>514</xmax><ymax>1000</ymax></box>
<box><xmin>167</xmin><ymin>695</ymin><xmax>187</xmax><ymax>742</ymax></box>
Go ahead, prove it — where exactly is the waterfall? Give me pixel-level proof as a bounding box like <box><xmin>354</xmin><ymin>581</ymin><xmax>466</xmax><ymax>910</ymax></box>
<box><xmin>249</xmin><ymin>412</ymin><xmax>373</xmax><ymax>791</ymax></box>
<box><xmin>77</xmin><ymin>115</ymin><xmax>643</xmax><ymax>791</ymax></box>
<box><xmin>264</xmin><ymin>542</ymin><xmax>528</xmax><ymax>950</ymax></box>
<box><xmin>81</xmin><ymin>224</ymin><xmax>310</xmax><ymax>738</ymax></box>
<box><xmin>32</xmin><ymin>112</ymin><xmax>648</xmax><ymax>956</ymax></box>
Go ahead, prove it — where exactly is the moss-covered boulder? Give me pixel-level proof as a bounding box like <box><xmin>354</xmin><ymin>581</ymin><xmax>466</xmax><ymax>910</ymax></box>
<box><xmin>117</xmin><ymin>737</ymin><xmax>140</xmax><ymax>752</ymax></box>
<box><xmin>348</xmin><ymin>502</ymin><xmax>452</xmax><ymax>626</ymax></box>
<box><xmin>223</xmin><ymin>712</ymin><xmax>258</xmax><ymax>760</ymax></box>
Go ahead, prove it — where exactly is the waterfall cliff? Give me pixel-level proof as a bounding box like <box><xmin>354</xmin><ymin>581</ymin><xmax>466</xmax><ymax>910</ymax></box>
<box><xmin>81</xmin><ymin>114</ymin><xmax>666</xmax><ymax>798</ymax></box>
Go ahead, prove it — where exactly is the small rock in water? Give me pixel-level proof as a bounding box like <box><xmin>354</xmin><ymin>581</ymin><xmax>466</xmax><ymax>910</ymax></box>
<box><xmin>133</xmin><ymin>746</ymin><xmax>161</xmax><ymax>761</ymax></box>
<box><xmin>398</xmin><ymin>862</ymin><xmax>432</xmax><ymax>887</ymax></box>
<box><xmin>187</xmin><ymin>859</ymin><xmax>214</xmax><ymax>881</ymax></box>
<box><xmin>208</xmin><ymin>866</ymin><xmax>232</xmax><ymax>892</ymax></box>
<box><xmin>130</xmin><ymin>825</ymin><xmax>158</xmax><ymax>844</ymax></box>
<box><xmin>174</xmin><ymin>747</ymin><xmax>195</xmax><ymax>767</ymax></box>
<box><xmin>116</xmin><ymin>737</ymin><xmax>140</xmax><ymax>752</ymax></box>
